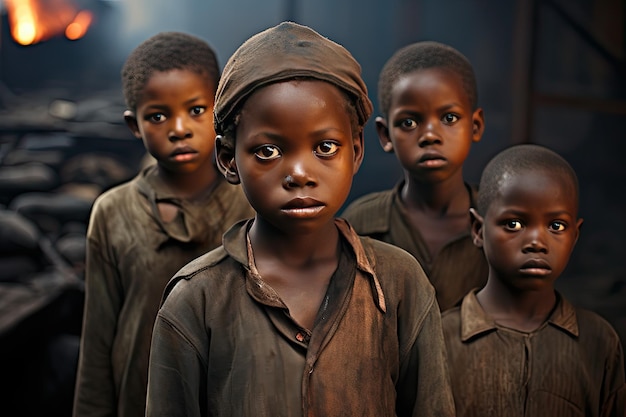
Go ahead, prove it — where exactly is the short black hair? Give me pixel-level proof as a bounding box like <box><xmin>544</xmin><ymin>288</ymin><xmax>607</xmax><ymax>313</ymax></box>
<box><xmin>121</xmin><ymin>31</ymin><xmax>220</xmax><ymax>111</ymax></box>
<box><xmin>477</xmin><ymin>144</ymin><xmax>579</xmax><ymax>216</ymax></box>
<box><xmin>377</xmin><ymin>41</ymin><xmax>478</xmax><ymax>117</ymax></box>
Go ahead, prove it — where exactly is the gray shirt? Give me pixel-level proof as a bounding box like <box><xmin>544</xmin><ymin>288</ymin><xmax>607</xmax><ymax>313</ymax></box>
<box><xmin>73</xmin><ymin>165</ymin><xmax>254</xmax><ymax>417</ymax></box>
<box><xmin>341</xmin><ymin>182</ymin><xmax>488</xmax><ymax>311</ymax></box>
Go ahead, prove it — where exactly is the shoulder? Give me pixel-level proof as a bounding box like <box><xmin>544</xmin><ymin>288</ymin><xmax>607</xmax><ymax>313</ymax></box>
<box><xmin>215</xmin><ymin>182</ymin><xmax>255</xmax><ymax>219</ymax></box>
<box><xmin>92</xmin><ymin>178</ymin><xmax>137</xmax><ymax>209</ymax></box>
<box><xmin>441</xmin><ymin>306</ymin><xmax>462</xmax><ymax>342</ymax></box>
<box><xmin>341</xmin><ymin>189</ymin><xmax>395</xmax><ymax>234</ymax></box>
<box><xmin>162</xmin><ymin>246</ymin><xmax>231</xmax><ymax>300</ymax></box>
<box><xmin>574</xmin><ymin>305</ymin><xmax>621</xmax><ymax>345</ymax></box>
<box><xmin>360</xmin><ymin>235</ymin><xmax>435</xmax><ymax>302</ymax></box>
<box><xmin>342</xmin><ymin>189</ymin><xmax>394</xmax><ymax>217</ymax></box>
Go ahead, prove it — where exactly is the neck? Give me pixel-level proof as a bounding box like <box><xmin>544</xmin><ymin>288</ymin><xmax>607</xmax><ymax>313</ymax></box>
<box><xmin>476</xmin><ymin>278</ymin><xmax>557</xmax><ymax>332</ymax></box>
<box><xmin>401</xmin><ymin>172</ymin><xmax>469</xmax><ymax>214</ymax></box>
<box><xmin>156</xmin><ymin>163</ymin><xmax>219</xmax><ymax>200</ymax></box>
<box><xmin>248</xmin><ymin>217</ymin><xmax>340</xmax><ymax>267</ymax></box>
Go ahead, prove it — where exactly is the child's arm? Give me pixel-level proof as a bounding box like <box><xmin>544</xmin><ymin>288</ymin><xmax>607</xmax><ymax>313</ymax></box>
<box><xmin>146</xmin><ymin>273</ymin><xmax>210</xmax><ymax>417</ymax></box>
<box><xmin>601</xmin><ymin>336</ymin><xmax>626</xmax><ymax>417</ymax></box>
<box><xmin>146</xmin><ymin>312</ymin><xmax>207</xmax><ymax>417</ymax></box>
<box><xmin>397</xmin><ymin>299</ymin><xmax>456</xmax><ymax>417</ymax></box>
<box><xmin>73</xmin><ymin>208</ymin><xmax>121</xmax><ymax>417</ymax></box>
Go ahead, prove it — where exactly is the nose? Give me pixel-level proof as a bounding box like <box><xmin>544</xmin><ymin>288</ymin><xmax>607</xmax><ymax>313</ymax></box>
<box><xmin>282</xmin><ymin>159</ymin><xmax>317</xmax><ymax>189</ymax></box>
<box><xmin>168</xmin><ymin>115</ymin><xmax>192</xmax><ymax>141</ymax></box>
<box><xmin>417</xmin><ymin>119</ymin><xmax>441</xmax><ymax>147</ymax></box>
<box><xmin>522</xmin><ymin>227</ymin><xmax>548</xmax><ymax>254</ymax></box>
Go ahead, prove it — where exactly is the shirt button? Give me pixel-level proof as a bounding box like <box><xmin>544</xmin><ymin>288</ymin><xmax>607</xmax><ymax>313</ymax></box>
<box><xmin>295</xmin><ymin>332</ymin><xmax>305</xmax><ymax>342</ymax></box>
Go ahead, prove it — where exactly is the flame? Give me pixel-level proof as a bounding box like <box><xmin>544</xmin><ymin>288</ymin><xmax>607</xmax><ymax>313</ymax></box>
<box><xmin>4</xmin><ymin>0</ymin><xmax>93</xmax><ymax>45</ymax></box>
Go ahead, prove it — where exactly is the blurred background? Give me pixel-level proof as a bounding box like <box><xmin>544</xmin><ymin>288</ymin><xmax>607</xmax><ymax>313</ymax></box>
<box><xmin>0</xmin><ymin>0</ymin><xmax>624</xmax><ymax>416</ymax></box>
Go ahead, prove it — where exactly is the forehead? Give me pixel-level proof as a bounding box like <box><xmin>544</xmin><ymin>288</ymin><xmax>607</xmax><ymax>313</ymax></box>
<box><xmin>142</xmin><ymin>69</ymin><xmax>212</xmax><ymax>93</ymax></box>
<box><xmin>390</xmin><ymin>68</ymin><xmax>470</xmax><ymax>106</ymax></box>
<box><xmin>492</xmin><ymin>168</ymin><xmax>578</xmax><ymax>212</ymax></box>
<box><xmin>240</xmin><ymin>79</ymin><xmax>349</xmax><ymax>121</ymax></box>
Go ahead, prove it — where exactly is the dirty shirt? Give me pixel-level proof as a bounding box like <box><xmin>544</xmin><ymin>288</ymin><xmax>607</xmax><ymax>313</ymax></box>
<box><xmin>73</xmin><ymin>165</ymin><xmax>254</xmax><ymax>417</ymax></box>
<box><xmin>146</xmin><ymin>218</ymin><xmax>455</xmax><ymax>417</ymax></box>
<box><xmin>341</xmin><ymin>182</ymin><xmax>488</xmax><ymax>311</ymax></box>
<box><xmin>442</xmin><ymin>290</ymin><xmax>626</xmax><ymax>417</ymax></box>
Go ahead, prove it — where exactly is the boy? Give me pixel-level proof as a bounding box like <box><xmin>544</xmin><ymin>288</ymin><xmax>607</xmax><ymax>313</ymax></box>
<box><xmin>145</xmin><ymin>22</ymin><xmax>455</xmax><ymax>417</ymax></box>
<box><xmin>342</xmin><ymin>41</ymin><xmax>488</xmax><ymax>311</ymax></box>
<box><xmin>73</xmin><ymin>32</ymin><xmax>254</xmax><ymax>417</ymax></box>
<box><xmin>442</xmin><ymin>144</ymin><xmax>626</xmax><ymax>416</ymax></box>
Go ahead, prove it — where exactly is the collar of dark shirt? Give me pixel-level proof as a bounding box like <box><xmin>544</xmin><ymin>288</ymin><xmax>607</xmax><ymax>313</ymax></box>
<box><xmin>222</xmin><ymin>217</ymin><xmax>387</xmax><ymax>313</ymax></box>
<box><xmin>460</xmin><ymin>289</ymin><xmax>579</xmax><ymax>342</ymax></box>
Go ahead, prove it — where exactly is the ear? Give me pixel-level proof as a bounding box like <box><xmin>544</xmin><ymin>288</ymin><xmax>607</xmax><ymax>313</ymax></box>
<box><xmin>573</xmin><ymin>217</ymin><xmax>584</xmax><ymax>245</ymax></box>
<box><xmin>352</xmin><ymin>130</ymin><xmax>365</xmax><ymax>174</ymax></box>
<box><xmin>215</xmin><ymin>135</ymin><xmax>240</xmax><ymax>184</ymax></box>
<box><xmin>469</xmin><ymin>208</ymin><xmax>485</xmax><ymax>248</ymax></box>
<box><xmin>375</xmin><ymin>116</ymin><xmax>394</xmax><ymax>153</ymax></box>
<box><xmin>123</xmin><ymin>110</ymin><xmax>142</xmax><ymax>139</ymax></box>
<box><xmin>471</xmin><ymin>108</ymin><xmax>485</xmax><ymax>143</ymax></box>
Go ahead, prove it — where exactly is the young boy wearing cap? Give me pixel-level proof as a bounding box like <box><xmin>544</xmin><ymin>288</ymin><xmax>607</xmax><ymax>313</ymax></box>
<box><xmin>145</xmin><ymin>22</ymin><xmax>455</xmax><ymax>417</ymax></box>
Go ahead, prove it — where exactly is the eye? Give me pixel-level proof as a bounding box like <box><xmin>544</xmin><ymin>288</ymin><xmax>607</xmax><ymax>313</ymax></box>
<box><xmin>147</xmin><ymin>113</ymin><xmax>166</xmax><ymax>123</ymax></box>
<box><xmin>549</xmin><ymin>221</ymin><xmax>566</xmax><ymax>232</ymax></box>
<box><xmin>398</xmin><ymin>118</ymin><xmax>417</xmax><ymax>130</ymax></box>
<box><xmin>190</xmin><ymin>106</ymin><xmax>206</xmax><ymax>116</ymax></box>
<box><xmin>254</xmin><ymin>145</ymin><xmax>281</xmax><ymax>160</ymax></box>
<box><xmin>442</xmin><ymin>113</ymin><xmax>459</xmax><ymax>125</ymax></box>
<box><xmin>314</xmin><ymin>141</ymin><xmax>339</xmax><ymax>157</ymax></box>
<box><xmin>504</xmin><ymin>220</ymin><xmax>523</xmax><ymax>231</ymax></box>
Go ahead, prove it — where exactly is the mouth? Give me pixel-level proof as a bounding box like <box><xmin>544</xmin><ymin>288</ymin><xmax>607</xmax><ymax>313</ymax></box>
<box><xmin>170</xmin><ymin>146</ymin><xmax>198</xmax><ymax>162</ymax></box>
<box><xmin>281</xmin><ymin>197</ymin><xmax>325</xmax><ymax>218</ymax></box>
<box><xmin>519</xmin><ymin>259</ymin><xmax>552</xmax><ymax>276</ymax></box>
<box><xmin>418</xmin><ymin>152</ymin><xmax>446</xmax><ymax>168</ymax></box>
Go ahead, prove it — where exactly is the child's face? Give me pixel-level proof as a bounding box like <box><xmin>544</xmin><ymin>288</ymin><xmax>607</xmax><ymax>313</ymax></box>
<box><xmin>124</xmin><ymin>69</ymin><xmax>217</xmax><ymax>175</ymax></box>
<box><xmin>472</xmin><ymin>169</ymin><xmax>583</xmax><ymax>292</ymax></box>
<box><xmin>377</xmin><ymin>68</ymin><xmax>483</xmax><ymax>184</ymax></box>
<box><xmin>225</xmin><ymin>79</ymin><xmax>363</xmax><ymax>234</ymax></box>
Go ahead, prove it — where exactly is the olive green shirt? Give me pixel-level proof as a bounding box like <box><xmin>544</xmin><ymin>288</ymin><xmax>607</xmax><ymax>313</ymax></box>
<box><xmin>73</xmin><ymin>165</ymin><xmax>254</xmax><ymax>417</ymax></box>
<box><xmin>442</xmin><ymin>290</ymin><xmax>626</xmax><ymax>417</ymax></box>
<box><xmin>341</xmin><ymin>182</ymin><xmax>489</xmax><ymax>311</ymax></box>
<box><xmin>146</xmin><ymin>218</ymin><xmax>455</xmax><ymax>417</ymax></box>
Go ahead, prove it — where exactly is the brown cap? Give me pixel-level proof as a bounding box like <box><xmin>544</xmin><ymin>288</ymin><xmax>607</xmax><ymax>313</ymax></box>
<box><xmin>214</xmin><ymin>21</ymin><xmax>373</xmax><ymax>134</ymax></box>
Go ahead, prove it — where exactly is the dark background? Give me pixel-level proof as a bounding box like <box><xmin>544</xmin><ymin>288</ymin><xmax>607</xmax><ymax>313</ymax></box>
<box><xmin>0</xmin><ymin>0</ymin><xmax>624</xmax><ymax>416</ymax></box>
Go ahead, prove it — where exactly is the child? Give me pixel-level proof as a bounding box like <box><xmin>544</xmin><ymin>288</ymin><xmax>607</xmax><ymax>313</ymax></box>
<box><xmin>442</xmin><ymin>144</ymin><xmax>626</xmax><ymax>416</ymax></box>
<box><xmin>342</xmin><ymin>41</ymin><xmax>488</xmax><ymax>311</ymax></box>
<box><xmin>73</xmin><ymin>32</ymin><xmax>254</xmax><ymax>417</ymax></box>
<box><xmin>145</xmin><ymin>22</ymin><xmax>455</xmax><ymax>417</ymax></box>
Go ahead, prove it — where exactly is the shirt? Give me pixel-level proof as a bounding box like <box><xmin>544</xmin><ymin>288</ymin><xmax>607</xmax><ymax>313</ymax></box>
<box><xmin>341</xmin><ymin>182</ymin><xmax>489</xmax><ymax>311</ymax></box>
<box><xmin>73</xmin><ymin>165</ymin><xmax>254</xmax><ymax>417</ymax></box>
<box><xmin>442</xmin><ymin>290</ymin><xmax>626</xmax><ymax>417</ymax></box>
<box><xmin>146</xmin><ymin>218</ymin><xmax>455</xmax><ymax>417</ymax></box>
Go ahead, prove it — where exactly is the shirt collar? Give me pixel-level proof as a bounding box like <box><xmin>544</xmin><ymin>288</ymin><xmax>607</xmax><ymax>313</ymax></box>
<box><xmin>222</xmin><ymin>217</ymin><xmax>386</xmax><ymax>313</ymax></box>
<box><xmin>460</xmin><ymin>290</ymin><xmax>579</xmax><ymax>342</ymax></box>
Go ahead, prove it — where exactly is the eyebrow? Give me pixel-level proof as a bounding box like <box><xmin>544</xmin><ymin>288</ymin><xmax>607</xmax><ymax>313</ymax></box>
<box><xmin>143</xmin><ymin>95</ymin><xmax>206</xmax><ymax>110</ymax></box>
<box><xmin>499</xmin><ymin>208</ymin><xmax>574</xmax><ymax>218</ymax></box>
<box><xmin>252</xmin><ymin>127</ymin><xmax>348</xmax><ymax>141</ymax></box>
<box><xmin>393</xmin><ymin>102</ymin><xmax>464</xmax><ymax>116</ymax></box>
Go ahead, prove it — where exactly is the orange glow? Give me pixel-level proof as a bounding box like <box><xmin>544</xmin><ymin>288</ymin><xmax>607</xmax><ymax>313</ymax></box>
<box><xmin>4</xmin><ymin>0</ymin><xmax>93</xmax><ymax>46</ymax></box>
<box><xmin>65</xmin><ymin>10</ymin><xmax>93</xmax><ymax>40</ymax></box>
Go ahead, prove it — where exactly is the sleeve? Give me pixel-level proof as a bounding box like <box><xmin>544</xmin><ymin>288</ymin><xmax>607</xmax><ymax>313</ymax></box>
<box><xmin>396</xmin><ymin>296</ymin><xmax>456</xmax><ymax>417</ymax></box>
<box><xmin>73</xmin><ymin>203</ymin><xmax>123</xmax><ymax>417</ymax></box>
<box><xmin>601</xmin><ymin>335</ymin><xmax>626</xmax><ymax>417</ymax></box>
<box><xmin>146</xmin><ymin>310</ymin><xmax>207</xmax><ymax>417</ymax></box>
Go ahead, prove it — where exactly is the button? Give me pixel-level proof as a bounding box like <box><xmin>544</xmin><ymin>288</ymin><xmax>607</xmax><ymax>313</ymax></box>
<box><xmin>295</xmin><ymin>332</ymin><xmax>305</xmax><ymax>342</ymax></box>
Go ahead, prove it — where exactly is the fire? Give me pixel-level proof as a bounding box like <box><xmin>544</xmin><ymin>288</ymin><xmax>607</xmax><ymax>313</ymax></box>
<box><xmin>4</xmin><ymin>0</ymin><xmax>93</xmax><ymax>45</ymax></box>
